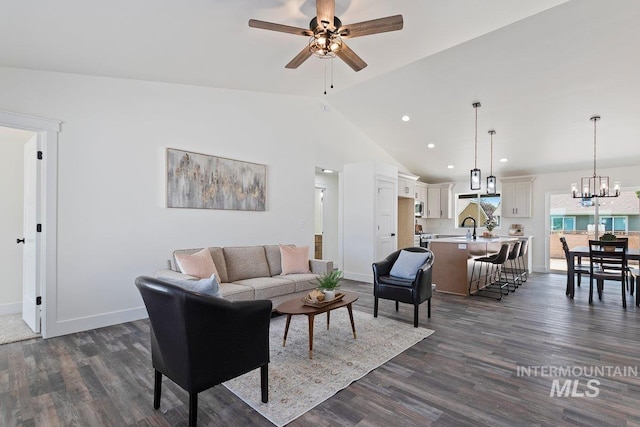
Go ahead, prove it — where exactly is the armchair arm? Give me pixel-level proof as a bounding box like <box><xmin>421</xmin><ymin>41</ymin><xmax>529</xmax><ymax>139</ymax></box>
<box><xmin>310</xmin><ymin>259</ymin><xmax>334</xmax><ymax>274</ymax></box>
<box><xmin>413</xmin><ymin>253</ymin><xmax>435</xmax><ymax>301</ymax></box>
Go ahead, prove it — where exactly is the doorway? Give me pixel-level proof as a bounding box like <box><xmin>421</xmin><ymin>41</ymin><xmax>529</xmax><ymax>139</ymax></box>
<box><xmin>315</xmin><ymin>169</ymin><xmax>339</xmax><ymax>268</ymax></box>
<box><xmin>0</xmin><ymin>126</ymin><xmax>35</xmax><ymax>341</ymax></box>
<box><xmin>0</xmin><ymin>110</ymin><xmax>61</xmax><ymax>339</ymax></box>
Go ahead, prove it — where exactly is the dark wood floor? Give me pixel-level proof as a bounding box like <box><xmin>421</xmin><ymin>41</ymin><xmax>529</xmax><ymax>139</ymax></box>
<box><xmin>2</xmin><ymin>273</ymin><xmax>640</xmax><ymax>426</ymax></box>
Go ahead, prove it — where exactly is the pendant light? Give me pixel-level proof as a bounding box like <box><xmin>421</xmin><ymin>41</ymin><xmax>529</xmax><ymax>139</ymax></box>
<box><xmin>486</xmin><ymin>130</ymin><xmax>497</xmax><ymax>194</ymax></box>
<box><xmin>470</xmin><ymin>102</ymin><xmax>481</xmax><ymax>190</ymax></box>
<box><xmin>570</xmin><ymin>116</ymin><xmax>620</xmax><ymax>198</ymax></box>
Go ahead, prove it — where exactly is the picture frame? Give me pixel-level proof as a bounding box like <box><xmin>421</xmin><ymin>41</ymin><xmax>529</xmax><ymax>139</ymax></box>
<box><xmin>166</xmin><ymin>148</ymin><xmax>266</xmax><ymax>211</ymax></box>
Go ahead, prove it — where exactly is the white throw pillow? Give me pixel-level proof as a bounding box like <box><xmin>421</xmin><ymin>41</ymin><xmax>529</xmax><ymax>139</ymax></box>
<box><xmin>159</xmin><ymin>273</ymin><xmax>222</xmax><ymax>298</ymax></box>
<box><xmin>389</xmin><ymin>250</ymin><xmax>430</xmax><ymax>280</ymax></box>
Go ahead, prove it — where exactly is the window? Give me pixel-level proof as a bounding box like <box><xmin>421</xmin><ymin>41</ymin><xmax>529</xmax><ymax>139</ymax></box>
<box><xmin>599</xmin><ymin>216</ymin><xmax>628</xmax><ymax>232</ymax></box>
<box><xmin>551</xmin><ymin>216</ymin><xmax>576</xmax><ymax>231</ymax></box>
<box><xmin>457</xmin><ymin>193</ymin><xmax>501</xmax><ymax>228</ymax></box>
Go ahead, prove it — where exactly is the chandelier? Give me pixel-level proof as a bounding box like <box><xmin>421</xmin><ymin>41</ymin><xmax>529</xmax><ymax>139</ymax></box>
<box><xmin>470</xmin><ymin>102</ymin><xmax>482</xmax><ymax>190</ymax></box>
<box><xmin>571</xmin><ymin>116</ymin><xmax>620</xmax><ymax>199</ymax></box>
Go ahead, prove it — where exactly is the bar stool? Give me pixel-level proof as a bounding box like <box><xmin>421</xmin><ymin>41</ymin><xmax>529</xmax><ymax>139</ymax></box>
<box><xmin>500</xmin><ymin>240</ymin><xmax>521</xmax><ymax>292</ymax></box>
<box><xmin>515</xmin><ymin>239</ymin><xmax>529</xmax><ymax>283</ymax></box>
<box><xmin>469</xmin><ymin>243</ymin><xmax>511</xmax><ymax>300</ymax></box>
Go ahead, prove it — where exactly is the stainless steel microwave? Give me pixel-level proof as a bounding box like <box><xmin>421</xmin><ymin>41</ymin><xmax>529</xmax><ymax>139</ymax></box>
<box><xmin>414</xmin><ymin>200</ymin><xmax>424</xmax><ymax>217</ymax></box>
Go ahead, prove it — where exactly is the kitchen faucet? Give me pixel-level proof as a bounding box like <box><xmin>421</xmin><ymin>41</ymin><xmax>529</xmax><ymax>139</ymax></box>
<box><xmin>460</xmin><ymin>216</ymin><xmax>477</xmax><ymax>240</ymax></box>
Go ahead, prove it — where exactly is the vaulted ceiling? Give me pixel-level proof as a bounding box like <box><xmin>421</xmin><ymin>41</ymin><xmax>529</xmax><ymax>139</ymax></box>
<box><xmin>2</xmin><ymin>0</ymin><xmax>639</xmax><ymax>183</ymax></box>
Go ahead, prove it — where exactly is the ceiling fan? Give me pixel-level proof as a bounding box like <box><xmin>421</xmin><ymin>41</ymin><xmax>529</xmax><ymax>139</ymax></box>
<box><xmin>248</xmin><ymin>0</ymin><xmax>403</xmax><ymax>72</ymax></box>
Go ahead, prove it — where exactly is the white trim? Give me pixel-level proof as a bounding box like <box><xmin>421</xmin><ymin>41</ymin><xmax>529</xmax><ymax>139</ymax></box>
<box><xmin>0</xmin><ymin>110</ymin><xmax>61</xmax><ymax>132</ymax></box>
<box><xmin>0</xmin><ymin>110</ymin><xmax>61</xmax><ymax>339</ymax></box>
<box><xmin>50</xmin><ymin>308</ymin><xmax>149</xmax><ymax>337</ymax></box>
<box><xmin>0</xmin><ymin>302</ymin><xmax>22</xmax><ymax>316</ymax></box>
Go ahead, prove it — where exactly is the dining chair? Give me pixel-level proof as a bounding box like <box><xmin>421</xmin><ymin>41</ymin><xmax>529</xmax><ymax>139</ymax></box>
<box><xmin>560</xmin><ymin>237</ymin><xmax>589</xmax><ymax>289</ymax></box>
<box><xmin>588</xmin><ymin>239</ymin><xmax>628</xmax><ymax>308</ymax></box>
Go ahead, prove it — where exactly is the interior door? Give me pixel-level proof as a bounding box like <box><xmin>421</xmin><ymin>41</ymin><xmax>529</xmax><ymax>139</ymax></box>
<box><xmin>22</xmin><ymin>137</ymin><xmax>40</xmax><ymax>333</ymax></box>
<box><xmin>376</xmin><ymin>178</ymin><xmax>396</xmax><ymax>261</ymax></box>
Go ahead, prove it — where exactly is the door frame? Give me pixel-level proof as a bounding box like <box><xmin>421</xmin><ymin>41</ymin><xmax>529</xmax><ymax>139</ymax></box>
<box><xmin>0</xmin><ymin>110</ymin><xmax>60</xmax><ymax>339</ymax></box>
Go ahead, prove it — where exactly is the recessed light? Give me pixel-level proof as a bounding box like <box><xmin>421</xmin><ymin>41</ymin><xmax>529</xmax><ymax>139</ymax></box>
<box><xmin>401</xmin><ymin>115</ymin><xmax>410</xmax><ymax>122</ymax></box>
<box><xmin>499</xmin><ymin>158</ymin><xmax>508</xmax><ymax>163</ymax></box>
<box><xmin>322</xmin><ymin>169</ymin><xmax>334</xmax><ymax>173</ymax></box>
<box><xmin>427</xmin><ymin>143</ymin><xmax>435</xmax><ymax>149</ymax></box>
<box><xmin>447</xmin><ymin>165</ymin><xmax>454</xmax><ymax>169</ymax></box>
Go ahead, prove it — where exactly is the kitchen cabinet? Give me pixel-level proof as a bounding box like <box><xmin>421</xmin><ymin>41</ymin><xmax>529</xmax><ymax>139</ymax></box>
<box><xmin>501</xmin><ymin>177</ymin><xmax>534</xmax><ymax>218</ymax></box>
<box><xmin>415</xmin><ymin>182</ymin><xmax>428</xmax><ymax>203</ymax></box>
<box><xmin>398</xmin><ymin>175</ymin><xmax>415</xmax><ymax>198</ymax></box>
<box><xmin>425</xmin><ymin>183</ymin><xmax>453</xmax><ymax>219</ymax></box>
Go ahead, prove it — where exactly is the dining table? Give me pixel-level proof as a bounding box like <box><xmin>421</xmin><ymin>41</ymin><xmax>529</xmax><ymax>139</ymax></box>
<box><xmin>565</xmin><ymin>245</ymin><xmax>640</xmax><ymax>299</ymax></box>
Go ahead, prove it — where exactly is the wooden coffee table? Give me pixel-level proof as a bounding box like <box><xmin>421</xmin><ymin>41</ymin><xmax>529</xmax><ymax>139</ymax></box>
<box><xmin>275</xmin><ymin>291</ymin><xmax>358</xmax><ymax>359</ymax></box>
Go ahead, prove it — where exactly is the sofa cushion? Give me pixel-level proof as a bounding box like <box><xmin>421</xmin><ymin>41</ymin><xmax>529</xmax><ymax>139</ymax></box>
<box><xmin>280</xmin><ymin>273</ymin><xmax>320</xmax><ymax>292</ymax></box>
<box><xmin>232</xmin><ymin>277</ymin><xmax>296</xmax><ymax>300</ymax></box>
<box><xmin>218</xmin><ymin>282</ymin><xmax>255</xmax><ymax>301</ymax></box>
<box><xmin>223</xmin><ymin>246</ymin><xmax>271</xmax><ymax>282</ymax></box>
<box><xmin>390</xmin><ymin>250</ymin><xmax>430</xmax><ymax>280</ymax></box>
<box><xmin>280</xmin><ymin>244</ymin><xmax>311</xmax><ymax>275</ymax></box>
<box><xmin>264</xmin><ymin>244</ymin><xmax>284</xmax><ymax>276</ymax></box>
<box><xmin>172</xmin><ymin>247</ymin><xmax>229</xmax><ymax>283</ymax></box>
<box><xmin>159</xmin><ymin>273</ymin><xmax>222</xmax><ymax>297</ymax></box>
<box><xmin>174</xmin><ymin>248</ymin><xmax>218</xmax><ymax>279</ymax></box>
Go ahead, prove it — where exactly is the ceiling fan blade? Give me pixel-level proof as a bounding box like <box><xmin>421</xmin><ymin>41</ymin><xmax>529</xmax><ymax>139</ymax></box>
<box><xmin>248</xmin><ymin>19</ymin><xmax>313</xmax><ymax>37</ymax></box>
<box><xmin>316</xmin><ymin>0</ymin><xmax>335</xmax><ymax>28</ymax></box>
<box><xmin>339</xmin><ymin>14</ymin><xmax>404</xmax><ymax>38</ymax></box>
<box><xmin>285</xmin><ymin>47</ymin><xmax>313</xmax><ymax>69</ymax></box>
<box><xmin>336</xmin><ymin>42</ymin><xmax>367</xmax><ymax>72</ymax></box>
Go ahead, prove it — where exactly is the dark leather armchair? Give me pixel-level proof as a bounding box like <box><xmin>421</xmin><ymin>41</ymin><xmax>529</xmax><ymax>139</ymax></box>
<box><xmin>135</xmin><ymin>276</ymin><xmax>272</xmax><ymax>426</ymax></box>
<box><xmin>372</xmin><ymin>247</ymin><xmax>434</xmax><ymax>327</ymax></box>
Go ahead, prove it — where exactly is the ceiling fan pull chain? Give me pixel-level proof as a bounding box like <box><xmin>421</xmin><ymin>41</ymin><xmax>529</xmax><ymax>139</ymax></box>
<box><xmin>324</xmin><ymin>61</ymin><xmax>327</xmax><ymax>95</ymax></box>
<box><xmin>331</xmin><ymin>58</ymin><xmax>334</xmax><ymax>89</ymax></box>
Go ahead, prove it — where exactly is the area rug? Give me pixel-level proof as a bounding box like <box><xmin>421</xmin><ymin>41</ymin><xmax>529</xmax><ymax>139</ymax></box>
<box><xmin>0</xmin><ymin>313</ymin><xmax>40</xmax><ymax>345</ymax></box>
<box><xmin>223</xmin><ymin>309</ymin><xmax>434</xmax><ymax>426</ymax></box>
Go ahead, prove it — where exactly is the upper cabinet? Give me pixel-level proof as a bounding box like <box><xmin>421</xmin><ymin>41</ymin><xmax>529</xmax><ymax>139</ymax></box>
<box><xmin>501</xmin><ymin>176</ymin><xmax>535</xmax><ymax>218</ymax></box>
<box><xmin>425</xmin><ymin>183</ymin><xmax>454</xmax><ymax>219</ymax></box>
<box><xmin>415</xmin><ymin>182</ymin><xmax>428</xmax><ymax>203</ymax></box>
<box><xmin>398</xmin><ymin>173</ymin><xmax>418</xmax><ymax>199</ymax></box>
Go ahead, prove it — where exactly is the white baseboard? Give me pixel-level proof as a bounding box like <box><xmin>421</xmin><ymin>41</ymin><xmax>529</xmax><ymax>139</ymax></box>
<box><xmin>0</xmin><ymin>302</ymin><xmax>21</xmax><ymax>316</ymax></box>
<box><xmin>344</xmin><ymin>271</ymin><xmax>372</xmax><ymax>283</ymax></box>
<box><xmin>44</xmin><ymin>307</ymin><xmax>149</xmax><ymax>339</ymax></box>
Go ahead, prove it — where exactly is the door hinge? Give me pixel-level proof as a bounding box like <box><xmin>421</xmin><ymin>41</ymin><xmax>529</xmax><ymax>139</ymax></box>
<box><xmin>37</xmin><ymin>151</ymin><xmax>43</xmax><ymax>160</ymax></box>
<box><xmin>37</xmin><ymin>224</ymin><xmax>42</xmax><ymax>232</ymax></box>
<box><xmin>36</xmin><ymin>296</ymin><xmax>42</xmax><ymax>305</ymax></box>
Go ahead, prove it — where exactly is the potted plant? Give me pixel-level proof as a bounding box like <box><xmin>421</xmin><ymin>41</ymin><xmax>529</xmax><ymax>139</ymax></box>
<box><xmin>315</xmin><ymin>270</ymin><xmax>343</xmax><ymax>301</ymax></box>
<box><xmin>600</xmin><ymin>232</ymin><xmax>617</xmax><ymax>251</ymax></box>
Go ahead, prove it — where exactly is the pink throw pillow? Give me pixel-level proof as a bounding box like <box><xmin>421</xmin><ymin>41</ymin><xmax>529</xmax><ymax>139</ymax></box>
<box><xmin>279</xmin><ymin>244</ymin><xmax>311</xmax><ymax>275</ymax></box>
<box><xmin>175</xmin><ymin>248</ymin><xmax>219</xmax><ymax>279</ymax></box>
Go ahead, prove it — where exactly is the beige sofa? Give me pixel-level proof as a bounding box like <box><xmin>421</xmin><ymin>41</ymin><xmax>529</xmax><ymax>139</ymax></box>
<box><xmin>154</xmin><ymin>245</ymin><xmax>334</xmax><ymax>306</ymax></box>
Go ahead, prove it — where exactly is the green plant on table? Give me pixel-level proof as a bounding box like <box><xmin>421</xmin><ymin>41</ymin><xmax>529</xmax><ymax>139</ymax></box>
<box><xmin>315</xmin><ymin>270</ymin><xmax>343</xmax><ymax>291</ymax></box>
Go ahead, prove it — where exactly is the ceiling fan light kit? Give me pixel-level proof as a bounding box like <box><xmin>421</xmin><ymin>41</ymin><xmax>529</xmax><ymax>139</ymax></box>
<box><xmin>248</xmin><ymin>0</ymin><xmax>403</xmax><ymax>72</ymax></box>
<box><xmin>571</xmin><ymin>115</ymin><xmax>620</xmax><ymax>199</ymax></box>
<box><xmin>470</xmin><ymin>102</ymin><xmax>482</xmax><ymax>191</ymax></box>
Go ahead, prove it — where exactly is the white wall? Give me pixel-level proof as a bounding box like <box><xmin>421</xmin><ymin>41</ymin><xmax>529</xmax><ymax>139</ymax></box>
<box><xmin>0</xmin><ymin>128</ymin><xmax>35</xmax><ymax>314</ymax></box>
<box><xmin>0</xmin><ymin>66</ymin><xmax>405</xmax><ymax>337</ymax></box>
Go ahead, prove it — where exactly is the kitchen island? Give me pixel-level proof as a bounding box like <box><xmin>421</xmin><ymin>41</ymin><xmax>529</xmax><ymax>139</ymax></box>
<box><xmin>429</xmin><ymin>236</ymin><xmax>519</xmax><ymax>296</ymax></box>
